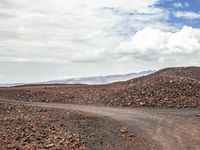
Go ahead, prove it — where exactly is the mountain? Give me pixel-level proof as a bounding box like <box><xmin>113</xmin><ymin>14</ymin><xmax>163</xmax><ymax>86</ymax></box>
<box><xmin>0</xmin><ymin>70</ymin><xmax>154</xmax><ymax>87</ymax></box>
<box><xmin>0</xmin><ymin>83</ymin><xmax>23</xmax><ymax>87</ymax></box>
<box><xmin>47</xmin><ymin>70</ymin><xmax>154</xmax><ymax>84</ymax></box>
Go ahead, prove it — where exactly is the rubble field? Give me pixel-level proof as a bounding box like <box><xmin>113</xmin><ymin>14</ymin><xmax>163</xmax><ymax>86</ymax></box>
<box><xmin>0</xmin><ymin>103</ymin><xmax>156</xmax><ymax>150</ymax></box>
<box><xmin>0</xmin><ymin>67</ymin><xmax>200</xmax><ymax>150</ymax></box>
<box><xmin>0</xmin><ymin>67</ymin><xmax>200</xmax><ymax>108</ymax></box>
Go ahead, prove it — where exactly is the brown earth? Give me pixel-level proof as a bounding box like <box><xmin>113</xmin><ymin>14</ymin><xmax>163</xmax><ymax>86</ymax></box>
<box><xmin>0</xmin><ymin>101</ymin><xmax>159</xmax><ymax>150</ymax></box>
<box><xmin>0</xmin><ymin>67</ymin><xmax>200</xmax><ymax>150</ymax></box>
<box><xmin>0</xmin><ymin>67</ymin><xmax>200</xmax><ymax>108</ymax></box>
<box><xmin>153</xmin><ymin>66</ymin><xmax>200</xmax><ymax>80</ymax></box>
<box><xmin>0</xmin><ymin>99</ymin><xmax>200</xmax><ymax>150</ymax></box>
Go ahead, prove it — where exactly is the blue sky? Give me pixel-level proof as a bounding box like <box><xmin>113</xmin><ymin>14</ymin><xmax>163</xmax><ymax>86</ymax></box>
<box><xmin>156</xmin><ymin>0</ymin><xmax>200</xmax><ymax>28</ymax></box>
<box><xmin>0</xmin><ymin>0</ymin><xmax>200</xmax><ymax>83</ymax></box>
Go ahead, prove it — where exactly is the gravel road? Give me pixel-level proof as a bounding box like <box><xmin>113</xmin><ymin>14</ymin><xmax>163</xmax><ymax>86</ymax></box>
<box><xmin>0</xmin><ymin>99</ymin><xmax>200</xmax><ymax>150</ymax></box>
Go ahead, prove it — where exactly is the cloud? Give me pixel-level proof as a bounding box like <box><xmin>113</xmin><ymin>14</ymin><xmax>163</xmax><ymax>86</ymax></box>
<box><xmin>71</xmin><ymin>48</ymin><xmax>106</xmax><ymax>63</ymax></box>
<box><xmin>0</xmin><ymin>0</ymin><xmax>172</xmax><ymax>64</ymax></box>
<box><xmin>174</xmin><ymin>11</ymin><xmax>200</xmax><ymax>19</ymax></box>
<box><xmin>172</xmin><ymin>2</ymin><xmax>189</xmax><ymax>8</ymax></box>
<box><xmin>117</xmin><ymin>26</ymin><xmax>200</xmax><ymax>61</ymax></box>
<box><xmin>1</xmin><ymin>0</ymin><xmax>200</xmax><ymax>83</ymax></box>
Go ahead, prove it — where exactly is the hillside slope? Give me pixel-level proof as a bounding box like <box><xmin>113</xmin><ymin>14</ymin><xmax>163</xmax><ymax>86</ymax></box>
<box><xmin>152</xmin><ymin>66</ymin><xmax>200</xmax><ymax>80</ymax></box>
<box><xmin>0</xmin><ymin>67</ymin><xmax>200</xmax><ymax>108</ymax></box>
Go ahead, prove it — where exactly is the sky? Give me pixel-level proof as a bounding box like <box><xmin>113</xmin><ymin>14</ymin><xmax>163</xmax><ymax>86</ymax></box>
<box><xmin>0</xmin><ymin>0</ymin><xmax>200</xmax><ymax>83</ymax></box>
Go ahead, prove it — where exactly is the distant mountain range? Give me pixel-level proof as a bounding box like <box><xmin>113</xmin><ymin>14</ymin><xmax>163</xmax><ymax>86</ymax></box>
<box><xmin>47</xmin><ymin>70</ymin><xmax>154</xmax><ymax>85</ymax></box>
<box><xmin>0</xmin><ymin>83</ymin><xmax>23</xmax><ymax>88</ymax></box>
<box><xmin>0</xmin><ymin>70</ymin><xmax>154</xmax><ymax>87</ymax></box>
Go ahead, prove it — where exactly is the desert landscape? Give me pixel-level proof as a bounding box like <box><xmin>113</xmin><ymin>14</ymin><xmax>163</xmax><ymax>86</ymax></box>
<box><xmin>0</xmin><ymin>67</ymin><xmax>200</xmax><ymax>150</ymax></box>
<box><xmin>1</xmin><ymin>0</ymin><xmax>200</xmax><ymax>149</ymax></box>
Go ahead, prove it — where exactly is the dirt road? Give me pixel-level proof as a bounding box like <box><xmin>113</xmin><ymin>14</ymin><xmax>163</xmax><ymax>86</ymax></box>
<box><xmin>0</xmin><ymin>99</ymin><xmax>200</xmax><ymax>150</ymax></box>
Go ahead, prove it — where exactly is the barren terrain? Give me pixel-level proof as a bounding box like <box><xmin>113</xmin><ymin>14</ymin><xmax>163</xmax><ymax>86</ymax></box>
<box><xmin>0</xmin><ymin>67</ymin><xmax>200</xmax><ymax>149</ymax></box>
<box><xmin>0</xmin><ymin>100</ymin><xmax>161</xmax><ymax>150</ymax></box>
<box><xmin>0</xmin><ymin>99</ymin><xmax>200</xmax><ymax>150</ymax></box>
<box><xmin>0</xmin><ymin>67</ymin><xmax>200</xmax><ymax>108</ymax></box>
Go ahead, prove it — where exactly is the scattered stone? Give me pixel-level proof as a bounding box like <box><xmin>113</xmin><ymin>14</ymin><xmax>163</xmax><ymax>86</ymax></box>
<box><xmin>128</xmin><ymin>134</ymin><xmax>135</xmax><ymax>140</ymax></box>
<box><xmin>44</xmin><ymin>143</ymin><xmax>55</xmax><ymax>148</ymax></box>
<box><xmin>127</xmin><ymin>101</ymin><xmax>133</xmax><ymax>106</ymax></box>
<box><xmin>120</xmin><ymin>127</ymin><xmax>128</xmax><ymax>133</ymax></box>
<box><xmin>139</xmin><ymin>102</ymin><xmax>145</xmax><ymax>107</ymax></box>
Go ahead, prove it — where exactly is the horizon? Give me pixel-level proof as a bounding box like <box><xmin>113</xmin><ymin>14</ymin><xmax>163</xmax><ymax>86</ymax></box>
<box><xmin>0</xmin><ymin>69</ymin><xmax>155</xmax><ymax>84</ymax></box>
<box><xmin>0</xmin><ymin>65</ymin><xmax>199</xmax><ymax>85</ymax></box>
<box><xmin>0</xmin><ymin>0</ymin><xmax>200</xmax><ymax>83</ymax></box>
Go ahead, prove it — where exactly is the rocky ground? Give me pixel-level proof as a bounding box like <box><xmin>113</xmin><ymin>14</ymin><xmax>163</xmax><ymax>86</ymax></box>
<box><xmin>0</xmin><ymin>67</ymin><xmax>200</xmax><ymax>150</ymax></box>
<box><xmin>0</xmin><ymin>67</ymin><xmax>200</xmax><ymax>108</ymax></box>
<box><xmin>0</xmin><ymin>103</ymin><xmax>154</xmax><ymax>150</ymax></box>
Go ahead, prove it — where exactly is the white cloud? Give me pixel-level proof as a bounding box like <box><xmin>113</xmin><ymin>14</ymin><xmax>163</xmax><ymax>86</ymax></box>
<box><xmin>158</xmin><ymin>57</ymin><xmax>165</xmax><ymax>63</ymax></box>
<box><xmin>71</xmin><ymin>48</ymin><xmax>106</xmax><ymax>63</ymax></box>
<box><xmin>0</xmin><ymin>0</ymin><xmax>172</xmax><ymax>64</ymax></box>
<box><xmin>174</xmin><ymin>11</ymin><xmax>200</xmax><ymax>19</ymax></box>
<box><xmin>172</xmin><ymin>2</ymin><xmax>189</xmax><ymax>8</ymax></box>
<box><xmin>118</xmin><ymin>27</ymin><xmax>171</xmax><ymax>55</ymax></box>
<box><xmin>172</xmin><ymin>3</ymin><xmax>183</xmax><ymax>8</ymax></box>
<box><xmin>117</xmin><ymin>26</ymin><xmax>200</xmax><ymax>61</ymax></box>
<box><xmin>1</xmin><ymin>0</ymin><xmax>200</xmax><ymax>83</ymax></box>
<box><xmin>167</xmin><ymin>26</ymin><xmax>200</xmax><ymax>54</ymax></box>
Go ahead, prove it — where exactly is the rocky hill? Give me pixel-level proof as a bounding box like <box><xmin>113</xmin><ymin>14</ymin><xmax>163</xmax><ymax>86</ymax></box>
<box><xmin>152</xmin><ymin>66</ymin><xmax>200</xmax><ymax>80</ymax></box>
<box><xmin>0</xmin><ymin>67</ymin><xmax>200</xmax><ymax>108</ymax></box>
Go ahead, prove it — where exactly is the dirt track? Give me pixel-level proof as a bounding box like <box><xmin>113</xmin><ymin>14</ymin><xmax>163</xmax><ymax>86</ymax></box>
<box><xmin>0</xmin><ymin>99</ymin><xmax>200</xmax><ymax>150</ymax></box>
